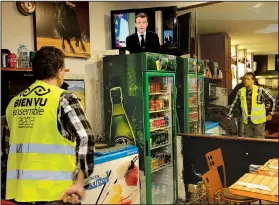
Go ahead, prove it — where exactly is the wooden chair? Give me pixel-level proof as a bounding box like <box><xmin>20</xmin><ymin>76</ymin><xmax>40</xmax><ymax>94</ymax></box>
<box><xmin>202</xmin><ymin>167</ymin><xmax>259</xmax><ymax>204</ymax></box>
<box><xmin>205</xmin><ymin>148</ymin><xmax>261</xmax><ymax>204</ymax></box>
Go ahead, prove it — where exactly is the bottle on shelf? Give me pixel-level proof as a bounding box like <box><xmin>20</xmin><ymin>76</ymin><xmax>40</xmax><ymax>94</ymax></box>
<box><xmin>17</xmin><ymin>44</ymin><xmax>29</xmax><ymax>68</ymax></box>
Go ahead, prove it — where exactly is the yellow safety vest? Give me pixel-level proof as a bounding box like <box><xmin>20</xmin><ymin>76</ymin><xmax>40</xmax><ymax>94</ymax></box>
<box><xmin>240</xmin><ymin>85</ymin><xmax>266</xmax><ymax>124</ymax></box>
<box><xmin>5</xmin><ymin>80</ymin><xmax>76</xmax><ymax>202</ymax></box>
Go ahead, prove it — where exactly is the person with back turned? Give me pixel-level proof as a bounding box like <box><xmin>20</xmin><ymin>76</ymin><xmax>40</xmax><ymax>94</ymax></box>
<box><xmin>227</xmin><ymin>72</ymin><xmax>276</xmax><ymax>138</ymax></box>
<box><xmin>126</xmin><ymin>13</ymin><xmax>160</xmax><ymax>54</ymax></box>
<box><xmin>2</xmin><ymin>46</ymin><xmax>95</xmax><ymax>204</ymax></box>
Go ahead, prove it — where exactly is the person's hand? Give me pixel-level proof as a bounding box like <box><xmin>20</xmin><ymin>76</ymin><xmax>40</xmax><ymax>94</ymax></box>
<box><xmin>226</xmin><ymin>116</ymin><xmax>231</xmax><ymax>120</ymax></box>
<box><xmin>266</xmin><ymin>114</ymin><xmax>273</xmax><ymax>121</ymax></box>
<box><xmin>60</xmin><ymin>183</ymin><xmax>85</xmax><ymax>204</ymax></box>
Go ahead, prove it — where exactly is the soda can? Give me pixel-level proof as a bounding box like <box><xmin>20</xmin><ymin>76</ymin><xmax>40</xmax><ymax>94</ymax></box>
<box><xmin>159</xmin><ymin>117</ymin><xmax>164</xmax><ymax>127</ymax></box>
<box><xmin>155</xmin><ymin>118</ymin><xmax>160</xmax><ymax>128</ymax></box>
<box><xmin>149</xmin><ymin>82</ymin><xmax>155</xmax><ymax>93</ymax></box>
<box><xmin>7</xmin><ymin>53</ymin><xmax>17</xmax><ymax>68</ymax></box>
<box><xmin>155</xmin><ymin>100</ymin><xmax>160</xmax><ymax>111</ymax></box>
<box><xmin>155</xmin><ymin>81</ymin><xmax>161</xmax><ymax>92</ymax></box>
<box><xmin>149</xmin><ymin>100</ymin><xmax>155</xmax><ymax>111</ymax></box>
<box><xmin>158</xmin><ymin>100</ymin><xmax>164</xmax><ymax>110</ymax></box>
<box><xmin>164</xmin><ymin>115</ymin><xmax>169</xmax><ymax>126</ymax></box>
<box><xmin>150</xmin><ymin>119</ymin><xmax>154</xmax><ymax>129</ymax></box>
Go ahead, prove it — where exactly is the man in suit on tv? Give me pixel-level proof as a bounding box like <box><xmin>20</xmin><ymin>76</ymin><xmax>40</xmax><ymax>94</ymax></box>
<box><xmin>126</xmin><ymin>13</ymin><xmax>160</xmax><ymax>54</ymax></box>
<box><xmin>164</xmin><ymin>32</ymin><xmax>172</xmax><ymax>44</ymax></box>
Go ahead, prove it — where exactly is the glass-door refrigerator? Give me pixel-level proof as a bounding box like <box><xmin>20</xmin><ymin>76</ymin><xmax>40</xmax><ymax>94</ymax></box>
<box><xmin>176</xmin><ymin>58</ymin><xmax>205</xmax><ymax>134</ymax></box>
<box><xmin>197</xmin><ymin>60</ymin><xmax>205</xmax><ymax>135</ymax></box>
<box><xmin>103</xmin><ymin>52</ymin><xmax>178</xmax><ymax>204</ymax></box>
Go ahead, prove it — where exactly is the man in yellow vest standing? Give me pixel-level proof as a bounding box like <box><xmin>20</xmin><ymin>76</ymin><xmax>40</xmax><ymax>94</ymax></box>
<box><xmin>2</xmin><ymin>46</ymin><xmax>95</xmax><ymax>204</ymax></box>
<box><xmin>227</xmin><ymin>72</ymin><xmax>276</xmax><ymax>138</ymax></box>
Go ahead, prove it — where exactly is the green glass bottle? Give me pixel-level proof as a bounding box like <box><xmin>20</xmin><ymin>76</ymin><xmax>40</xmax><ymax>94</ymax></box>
<box><xmin>109</xmin><ymin>87</ymin><xmax>136</xmax><ymax>145</ymax></box>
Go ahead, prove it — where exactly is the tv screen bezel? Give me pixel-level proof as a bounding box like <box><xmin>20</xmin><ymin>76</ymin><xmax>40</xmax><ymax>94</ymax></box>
<box><xmin>110</xmin><ymin>6</ymin><xmax>178</xmax><ymax>50</ymax></box>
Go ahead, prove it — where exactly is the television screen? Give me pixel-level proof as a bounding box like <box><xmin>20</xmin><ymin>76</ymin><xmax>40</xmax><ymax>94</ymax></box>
<box><xmin>111</xmin><ymin>6</ymin><xmax>177</xmax><ymax>49</ymax></box>
<box><xmin>63</xmin><ymin>79</ymin><xmax>86</xmax><ymax>110</ymax></box>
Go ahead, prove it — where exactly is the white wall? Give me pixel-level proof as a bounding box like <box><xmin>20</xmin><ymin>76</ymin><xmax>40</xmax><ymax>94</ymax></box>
<box><xmin>268</xmin><ymin>54</ymin><xmax>275</xmax><ymax>70</ymax></box>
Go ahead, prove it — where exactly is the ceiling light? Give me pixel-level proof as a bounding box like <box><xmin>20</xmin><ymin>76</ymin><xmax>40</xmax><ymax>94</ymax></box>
<box><xmin>253</xmin><ymin>3</ymin><xmax>263</xmax><ymax>8</ymax></box>
<box><xmin>255</xmin><ymin>24</ymin><xmax>278</xmax><ymax>34</ymax></box>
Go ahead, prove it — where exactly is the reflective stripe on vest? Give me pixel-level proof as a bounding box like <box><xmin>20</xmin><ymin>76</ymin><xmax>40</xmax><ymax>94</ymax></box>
<box><xmin>243</xmin><ymin>113</ymin><xmax>266</xmax><ymax>120</ymax></box>
<box><xmin>9</xmin><ymin>144</ymin><xmax>75</xmax><ymax>155</ymax></box>
<box><xmin>7</xmin><ymin>170</ymin><xmax>72</xmax><ymax>180</ymax></box>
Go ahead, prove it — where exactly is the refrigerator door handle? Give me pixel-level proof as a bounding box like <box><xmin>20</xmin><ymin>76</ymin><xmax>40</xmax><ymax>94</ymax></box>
<box><xmin>145</xmin><ymin>140</ymin><xmax>149</xmax><ymax>156</ymax></box>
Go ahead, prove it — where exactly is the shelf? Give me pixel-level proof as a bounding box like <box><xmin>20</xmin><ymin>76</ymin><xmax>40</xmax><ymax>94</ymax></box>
<box><xmin>151</xmin><ymin>163</ymin><xmax>172</xmax><ymax>173</ymax></box>
<box><xmin>150</xmin><ymin>126</ymin><xmax>171</xmax><ymax>132</ymax></box>
<box><xmin>150</xmin><ymin>109</ymin><xmax>170</xmax><ymax>113</ymax></box>
<box><xmin>205</xmin><ymin>77</ymin><xmax>222</xmax><ymax>80</ymax></box>
<box><xmin>209</xmin><ymin>96</ymin><xmax>219</xmax><ymax>100</ymax></box>
<box><xmin>189</xmin><ymin>90</ymin><xmax>198</xmax><ymax>92</ymax></box>
<box><xmin>1</xmin><ymin>67</ymin><xmax>70</xmax><ymax>72</ymax></box>
<box><xmin>149</xmin><ymin>92</ymin><xmax>170</xmax><ymax>95</ymax></box>
<box><xmin>189</xmin><ymin>120</ymin><xmax>198</xmax><ymax>123</ymax></box>
<box><xmin>151</xmin><ymin>142</ymin><xmax>171</xmax><ymax>151</ymax></box>
<box><xmin>189</xmin><ymin>105</ymin><xmax>198</xmax><ymax>108</ymax></box>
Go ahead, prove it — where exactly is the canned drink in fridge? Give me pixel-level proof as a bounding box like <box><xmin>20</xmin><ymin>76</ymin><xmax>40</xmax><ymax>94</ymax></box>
<box><xmin>154</xmin><ymin>118</ymin><xmax>159</xmax><ymax>128</ymax></box>
<box><xmin>164</xmin><ymin>115</ymin><xmax>169</xmax><ymax>126</ymax></box>
<box><xmin>150</xmin><ymin>119</ymin><xmax>154</xmax><ymax>130</ymax></box>
<box><xmin>155</xmin><ymin>100</ymin><xmax>160</xmax><ymax>111</ymax></box>
<box><xmin>149</xmin><ymin>82</ymin><xmax>155</xmax><ymax>93</ymax></box>
<box><xmin>159</xmin><ymin>117</ymin><xmax>164</xmax><ymax>127</ymax></box>
<box><xmin>155</xmin><ymin>81</ymin><xmax>161</xmax><ymax>92</ymax></box>
<box><xmin>149</xmin><ymin>100</ymin><xmax>155</xmax><ymax>111</ymax></box>
<box><xmin>158</xmin><ymin>100</ymin><xmax>164</xmax><ymax>110</ymax></box>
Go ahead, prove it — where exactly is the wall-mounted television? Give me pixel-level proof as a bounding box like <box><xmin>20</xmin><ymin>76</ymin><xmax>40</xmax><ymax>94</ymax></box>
<box><xmin>111</xmin><ymin>6</ymin><xmax>178</xmax><ymax>50</ymax></box>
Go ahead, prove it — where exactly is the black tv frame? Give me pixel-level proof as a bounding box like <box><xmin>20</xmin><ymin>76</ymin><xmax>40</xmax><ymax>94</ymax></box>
<box><xmin>110</xmin><ymin>6</ymin><xmax>178</xmax><ymax>50</ymax></box>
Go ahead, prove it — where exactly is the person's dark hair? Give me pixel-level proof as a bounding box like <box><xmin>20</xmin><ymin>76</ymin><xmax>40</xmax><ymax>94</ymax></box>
<box><xmin>244</xmin><ymin>72</ymin><xmax>256</xmax><ymax>81</ymax></box>
<box><xmin>135</xmin><ymin>13</ymin><xmax>148</xmax><ymax>22</ymax></box>
<box><xmin>32</xmin><ymin>46</ymin><xmax>65</xmax><ymax>80</ymax></box>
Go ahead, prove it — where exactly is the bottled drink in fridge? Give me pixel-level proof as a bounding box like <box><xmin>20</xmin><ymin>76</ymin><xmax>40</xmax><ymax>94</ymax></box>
<box><xmin>109</xmin><ymin>87</ymin><xmax>136</xmax><ymax>145</ymax></box>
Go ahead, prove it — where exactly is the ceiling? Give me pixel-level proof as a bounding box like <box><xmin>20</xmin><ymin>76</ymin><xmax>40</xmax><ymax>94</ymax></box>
<box><xmin>196</xmin><ymin>2</ymin><xmax>278</xmax><ymax>54</ymax></box>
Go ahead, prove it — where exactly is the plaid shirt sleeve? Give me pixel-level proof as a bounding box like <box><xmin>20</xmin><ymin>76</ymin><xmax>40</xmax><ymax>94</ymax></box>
<box><xmin>260</xmin><ymin>87</ymin><xmax>277</xmax><ymax>115</ymax></box>
<box><xmin>227</xmin><ymin>90</ymin><xmax>241</xmax><ymax>118</ymax></box>
<box><xmin>59</xmin><ymin>92</ymin><xmax>95</xmax><ymax>181</ymax></box>
<box><xmin>1</xmin><ymin>117</ymin><xmax>10</xmax><ymax>166</ymax></box>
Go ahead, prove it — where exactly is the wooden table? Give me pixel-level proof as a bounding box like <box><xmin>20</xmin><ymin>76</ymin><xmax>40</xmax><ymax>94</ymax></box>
<box><xmin>229</xmin><ymin>160</ymin><xmax>278</xmax><ymax>203</ymax></box>
<box><xmin>258</xmin><ymin>158</ymin><xmax>278</xmax><ymax>177</ymax></box>
<box><xmin>229</xmin><ymin>188</ymin><xmax>278</xmax><ymax>203</ymax></box>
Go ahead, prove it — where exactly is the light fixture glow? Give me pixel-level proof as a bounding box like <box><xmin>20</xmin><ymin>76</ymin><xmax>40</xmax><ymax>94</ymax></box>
<box><xmin>253</xmin><ymin>3</ymin><xmax>263</xmax><ymax>8</ymax></box>
<box><xmin>255</xmin><ymin>24</ymin><xmax>278</xmax><ymax>34</ymax></box>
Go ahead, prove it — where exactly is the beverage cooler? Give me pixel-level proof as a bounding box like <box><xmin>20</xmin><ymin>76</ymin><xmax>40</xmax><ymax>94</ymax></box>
<box><xmin>103</xmin><ymin>52</ymin><xmax>178</xmax><ymax>204</ymax></box>
<box><xmin>176</xmin><ymin>58</ymin><xmax>205</xmax><ymax>134</ymax></box>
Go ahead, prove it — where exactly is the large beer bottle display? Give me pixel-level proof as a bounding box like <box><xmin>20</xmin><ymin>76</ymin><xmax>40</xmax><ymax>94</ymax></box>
<box><xmin>103</xmin><ymin>52</ymin><xmax>178</xmax><ymax>204</ymax></box>
<box><xmin>109</xmin><ymin>87</ymin><xmax>136</xmax><ymax>145</ymax></box>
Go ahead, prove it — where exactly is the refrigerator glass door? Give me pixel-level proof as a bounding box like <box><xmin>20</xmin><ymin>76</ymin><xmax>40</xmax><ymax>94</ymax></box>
<box><xmin>198</xmin><ymin>76</ymin><xmax>205</xmax><ymax>134</ymax></box>
<box><xmin>144</xmin><ymin>72</ymin><xmax>176</xmax><ymax>204</ymax></box>
<box><xmin>187</xmin><ymin>75</ymin><xmax>199</xmax><ymax>134</ymax></box>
